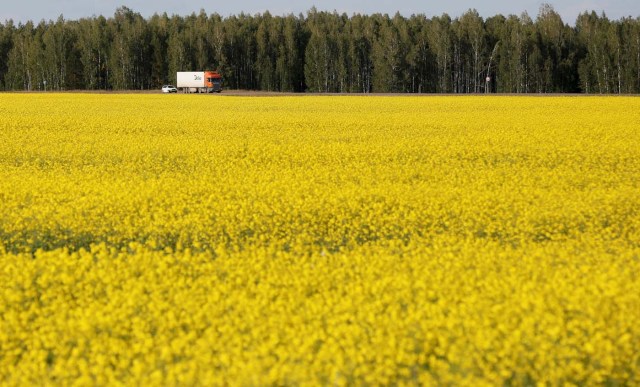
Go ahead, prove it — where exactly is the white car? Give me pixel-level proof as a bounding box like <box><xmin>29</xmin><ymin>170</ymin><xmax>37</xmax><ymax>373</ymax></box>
<box><xmin>162</xmin><ymin>85</ymin><xmax>177</xmax><ymax>93</ymax></box>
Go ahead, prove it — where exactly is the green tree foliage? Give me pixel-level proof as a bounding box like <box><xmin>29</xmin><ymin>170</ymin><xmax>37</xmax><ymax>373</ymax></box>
<box><xmin>0</xmin><ymin>22</ymin><xmax>14</xmax><ymax>89</ymax></box>
<box><xmin>372</xmin><ymin>13</ymin><xmax>408</xmax><ymax>92</ymax></box>
<box><xmin>1</xmin><ymin>5</ymin><xmax>639</xmax><ymax>93</ymax></box>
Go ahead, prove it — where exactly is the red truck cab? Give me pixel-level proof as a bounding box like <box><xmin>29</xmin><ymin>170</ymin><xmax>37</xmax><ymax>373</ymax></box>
<box><xmin>205</xmin><ymin>71</ymin><xmax>223</xmax><ymax>93</ymax></box>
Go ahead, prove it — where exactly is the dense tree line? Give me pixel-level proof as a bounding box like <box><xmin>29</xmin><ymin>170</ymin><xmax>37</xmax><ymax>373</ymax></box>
<box><xmin>1</xmin><ymin>5</ymin><xmax>639</xmax><ymax>93</ymax></box>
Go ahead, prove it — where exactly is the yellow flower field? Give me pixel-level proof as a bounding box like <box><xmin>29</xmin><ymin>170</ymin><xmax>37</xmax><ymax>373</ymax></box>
<box><xmin>0</xmin><ymin>94</ymin><xmax>639</xmax><ymax>385</ymax></box>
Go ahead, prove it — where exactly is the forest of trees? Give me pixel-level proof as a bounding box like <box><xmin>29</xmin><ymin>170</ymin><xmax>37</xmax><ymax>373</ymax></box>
<box><xmin>1</xmin><ymin>5</ymin><xmax>639</xmax><ymax>93</ymax></box>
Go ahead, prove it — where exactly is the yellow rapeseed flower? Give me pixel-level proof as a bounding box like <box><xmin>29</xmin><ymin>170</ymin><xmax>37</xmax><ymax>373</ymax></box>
<box><xmin>0</xmin><ymin>94</ymin><xmax>639</xmax><ymax>385</ymax></box>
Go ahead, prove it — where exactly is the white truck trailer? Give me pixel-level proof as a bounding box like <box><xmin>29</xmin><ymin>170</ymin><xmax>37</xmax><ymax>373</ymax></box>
<box><xmin>176</xmin><ymin>71</ymin><xmax>223</xmax><ymax>93</ymax></box>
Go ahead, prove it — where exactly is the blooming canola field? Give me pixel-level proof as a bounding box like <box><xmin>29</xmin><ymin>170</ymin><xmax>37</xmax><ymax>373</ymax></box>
<box><xmin>0</xmin><ymin>94</ymin><xmax>639</xmax><ymax>385</ymax></box>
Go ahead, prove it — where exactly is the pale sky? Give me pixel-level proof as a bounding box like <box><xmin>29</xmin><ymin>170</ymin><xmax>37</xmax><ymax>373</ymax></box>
<box><xmin>2</xmin><ymin>0</ymin><xmax>638</xmax><ymax>25</ymax></box>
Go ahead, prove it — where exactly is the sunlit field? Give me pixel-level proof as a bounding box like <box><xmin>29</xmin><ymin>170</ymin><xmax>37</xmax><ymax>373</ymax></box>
<box><xmin>1</xmin><ymin>94</ymin><xmax>639</xmax><ymax>385</ymax></box>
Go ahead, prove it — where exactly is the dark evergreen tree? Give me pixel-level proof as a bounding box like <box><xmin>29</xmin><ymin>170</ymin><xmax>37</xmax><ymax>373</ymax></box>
<box><xmin>0</xmin><ymin>21</ymin><xmax>14</xmax><ymax>89</ymax></box>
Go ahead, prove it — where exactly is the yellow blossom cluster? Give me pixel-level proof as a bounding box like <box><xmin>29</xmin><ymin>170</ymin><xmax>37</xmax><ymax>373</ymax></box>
<box><xmin>0</xmin><ymin>94</ymin><xmax>639</xmax><ymax>385</ymax></box>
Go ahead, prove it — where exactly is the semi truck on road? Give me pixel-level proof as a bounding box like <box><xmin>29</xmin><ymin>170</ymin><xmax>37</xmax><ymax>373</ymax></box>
<box><xmin>177</xmin><ymin>71</ymin><xmax>223</xmax><ymax>93</ymax></box>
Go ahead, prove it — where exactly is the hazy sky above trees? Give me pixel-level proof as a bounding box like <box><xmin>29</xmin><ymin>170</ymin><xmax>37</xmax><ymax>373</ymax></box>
<box><xmin>2</xmin><ymin>0</ymin><xmax>639</xmax><ymax>25</ymax></box>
